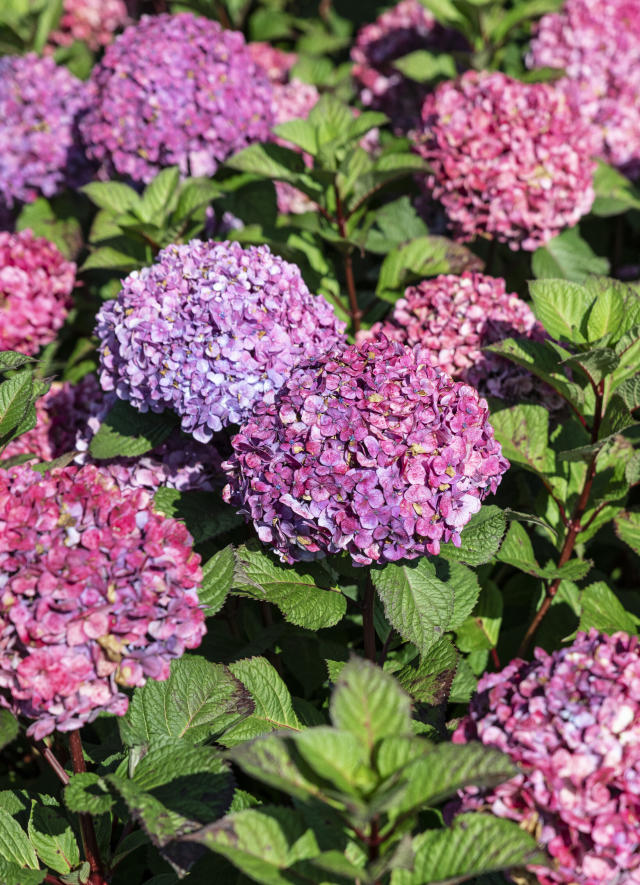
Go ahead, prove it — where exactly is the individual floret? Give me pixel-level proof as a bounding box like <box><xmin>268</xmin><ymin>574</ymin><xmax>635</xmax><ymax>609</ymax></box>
<box><xmin>0</xmin><ymin>230</ymin><xmax>75</xmax><ymax>355</ymax></box>
<box><xmin>48</xmin><ymin>0</ymin><xmax>128</xmax><ymax>50</ymax></box>
<box><xmin>96</xmin><ymin>240</ymin><xmax>346</xmax><ymax>443</ymax></box>
<box><xmin>80</xmin><ymin>13</ymin><xmax>275</xmax><ymax>184</ymax></box>
<box><xmin>223</xmin><ymin>335</ymin><xmax>509</xmax><ymax>565</ymax></box>
<box><xmin>0</xmin><ymin>54</ymin><xmax>91</xmax><ymax>211</ymax></box>
<box><xmin>0</xmin><ymin>464</ymin><xmax>205</xmax><ymax>739</ymax></box>
<box><xmin>413</xmin><ymin>71</ymin><xmax>597</xmax><ymax>250</ymax></box>
<box><xmin>452</xmin><ymin>630</ymin><xmax>640</xmax><ymax>885</ymax></box>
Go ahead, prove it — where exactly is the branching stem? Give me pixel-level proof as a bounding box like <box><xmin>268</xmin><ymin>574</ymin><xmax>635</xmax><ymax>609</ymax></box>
<box><xmin>68</xmin><ymin>731</ymin><xmax>107</xmax><ymax>885</ymax></box>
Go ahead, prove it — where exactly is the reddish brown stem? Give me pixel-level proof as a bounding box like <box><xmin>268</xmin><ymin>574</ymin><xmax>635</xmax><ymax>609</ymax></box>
<box><xmin>35</xmin><ymin>741</ymin><xmax>70</xmax><ymax>786</ymax></box>
<box><xmin>363</xmin><ymin>578</ymin><xmax>377</xmax><ymax>662</ymax></box>
<box><xmin>68</xmin><ymin>731</ymin><xmax>107</xmax><ymax>884</ymax></box>
<box><xmin>490</xmin><ymin>647</ymin><xmax>501</xmax><ymax>670</ymax></box>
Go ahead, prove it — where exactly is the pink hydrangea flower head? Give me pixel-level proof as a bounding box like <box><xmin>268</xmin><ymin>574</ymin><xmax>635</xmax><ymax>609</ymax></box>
<box><xmin>80</xmin><ymin>13</ymin><xmax>275</xmax><ymax>184</ymax></box>
<box><xmin>361</xmin><ymin>273</ymin><xmax>548</xmax><ymax>402</ymax></box>
<box><xmin>0</xmin><ymin>464</ymin><xmax>205</xmax><ymax>739</ymax></box>
<box><xmin>96</xmin><ymin>240</ymin><xmax>346</xmax><ymax>443</ymax></box>
<box><xmin>413</xmin><ymin>71</ymin><xmax>597</xmax><ymax>250</ymax></box>
<box><xmin>48</xmin><ymin>0</ymin><xmax>128</xmax><ymax>50</ymax></box>
<box><xmin>248</xmin><ymin>42</ymin><xmax>297</xmax><ymax>84</ymax></box>
<box><xmin>452</xmin><ymin>630</ymin><xmax>640</xmax><ymax>885</ymax></box>
<box><xmin>0</xmin><ymin>230</ymin><xmax>75</xmax><ymax>355</ymax></box>
<box><xmin>3</xmin><ymin>376</ymin><xmax>224</xmax><ymax>492</ymax></box>
<box><xmin>351</xmin><ymin>0</ymin><xmax>463</xmax><ymax>131</ymax></box>
<box><xmin>0</xmin><ymin>54</ymin><xmax>91</xmax><ymax>210</ymax></box>
<box><xmin>528</xmin><ymin>0</ymin><xmax>640</xmax><ymax>178</ymax></box>
<box><xmin>223</xmin><ymin>335</ymin><xmax>509</xmax><ymax>565</ymax></box>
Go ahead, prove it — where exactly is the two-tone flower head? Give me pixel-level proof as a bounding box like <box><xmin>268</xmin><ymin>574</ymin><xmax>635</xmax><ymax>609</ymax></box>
<box><xmin>0</xmin><ymin>230</ymin><xmax>75</xmax><ymax>355</ymax></box>
<box><xmin>452</xmin><ymin>630</ymin><xmax>640</xmax><ymax>885</ymax></box>
<box><xmin>80</xmin><ymin>13</ymin><xmax>275</xmax><ymax>184</ymax></box>
<box><xmin>223</xmin><ymin>335</ymin><xmax>509</xmax><ymax>565</ymax></box>
<box><xmin>3</xmin><ymin>376</ymin><xmax>223</xmax><ymax>492</ymax></box>
<box><xmin>0</xmin><ymin>464</ymin><xmax>205</xmax><ymax>739</ymax></box>
<box><xmin>413</xmin><ymin>71</ymin><xmax>597</xmax><ymax>250</ymax></box>
<box><xmin>48</xmin><ymin>0</ymin><xmax>128</xmax><ymax>50</ymax></box>
<box><xmin>96</xmin><ymin>240</ymin><xmax>346</xmax><ymax>443</ymax></box>
<box><xmin>528</xmin><ymin>0</ymin><xmax>640</xmax><ymax>178</ymax></box>
<box><xmin>361</xmin><ymin>273</ymin><xmax>547</xmax><ymax>403</ymax></box>
<box><xmin>0</xmin><ymin>54</ymin><xmax>91</xmax><ymax>212</ymax></box>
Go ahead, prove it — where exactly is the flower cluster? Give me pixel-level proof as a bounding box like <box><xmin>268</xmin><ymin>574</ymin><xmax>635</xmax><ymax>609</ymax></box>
<box><xmin>3</xmin><ymin>376</ymin><xmax>223</xmax><ymax>492</ymax></box>
<box><xmin>80</xmin><ymin>13</ymin><xmax>275</xmax><ymax>184</ymax></box>
<box><xmin>0</xmin><ymin>54</ymin><xmax>90</xmax><ymax>211</ymax></box>
<box><xmin>452</xmin><ymin>630</ymin><xmax>640</xmax><ymax>885</ymax></box>
<box><xmin>413</xmin><ymin>71</ymin><xmax>597</xmax><ymax>250</ymax></box>
<box><xmin>223</xmin><ymin>335</ymin><xmax>509</xmax><ymax>565</ymax></box>
<box><xmin>96</xmin><ymin>240</ymin><xmax>345</xmax><ymax>443</ymax></box>
<box><xmin>0</xmin><ymin>230</ymin><xmax>75</xmax><ymax>355</ymax></box>
<box><xmin>528</xmin><ymin>0</ymin><xmax>640</xmax><ymax>178</ymax></box>
<box><xmin>361</xmin><ymin>273</ymin><xmax>545</xmax><ymax>402</ymax></box>
<box><xmin>0</xmin><ymin>464</ymin><xmax>205</xmax><ymax>739</ymax></box>
<box><xmin>48</xmin><ymin>0</ymin><xmax>128</xmax><ymax>50</ymax></box>
<box><xmin>248</xmin><ymin>42</ymin><xmax>297</xmax><ymax>84</ymax></box>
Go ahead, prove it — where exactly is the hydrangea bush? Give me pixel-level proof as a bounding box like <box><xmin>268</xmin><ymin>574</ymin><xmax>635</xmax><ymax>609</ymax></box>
<box><xmin>3</xmin><ymin>3</ymin><xmax>640</xmax><ymax>885</ymax></box>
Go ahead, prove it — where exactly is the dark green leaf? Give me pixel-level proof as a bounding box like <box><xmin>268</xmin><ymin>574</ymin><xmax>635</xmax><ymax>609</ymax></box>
<box><xmin>579</xmin><ymin>581</ymin><xmax>637</xmax><ymax>635</ymax></box>
<box><xmin>27</xmin><ymin>804</ymin><xmax>79</xmax><ymax>875</ymax></box>
<box><xmin>89</xmin><ymin>400</ymin><xmax>176</xmax><ymax>459</ymax></box>
<box><xmin>438</xmin><ymin>506</ymin><xmax>507</xmax><ymax>565</ymax></box>
<box><xmin>531</xmin><ymin>228</ymin><xmax>609</xmax><ymax>283</ymax></box>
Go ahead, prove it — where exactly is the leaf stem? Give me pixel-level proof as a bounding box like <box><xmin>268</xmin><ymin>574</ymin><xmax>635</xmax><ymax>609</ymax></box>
<box><xmin>363</xmin><ymin>577</ymin><xmax>377</xmax><ymax>662</ymax></box>
<box><xmin>35</xmin><ymin>740</ymin><xmax>70</xmax><ymax>786</ymax></box>
<box><xmin>68</xmin><ymin>730</ymin><xmax>107</xmax><ymax>885</ymax></box>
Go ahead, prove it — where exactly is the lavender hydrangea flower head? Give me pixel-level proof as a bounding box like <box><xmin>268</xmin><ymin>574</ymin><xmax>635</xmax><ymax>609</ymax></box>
<box><xmin>0</xmin><ymin>54</ymin><xmax>91</xmax><ymax>211</ymax></box>
<box><xmin>48</xmin><ymin>0</ymin><xmax>128</xmax><ymax>50</ymax></box>
<box><xmin>223</xmin><ymin>335</ymin><xmax>509</xmax><ymax>565</ymax></box>
<box><xmin>452</xmin><ymin>630</ymin><xmax>640</xmax><ymax>885</ymax></box>
<box><xmin>3</xmin><ymin>376</ymin><xmax>224</xmax><ymax>492</ymax></box>
<box><xmin>528</xmin><ymin>0</ymin><xmax>640</xmax><ymax>178</ymax></box>
<box><xmin>360</xmin><ymin>273</ymin><xmax>547</xmax><ymax>402</ymax></box>
<box><xmin>96</xmin><ymin>240</ymin><xmax>346</xmax><ymax>443</ymax></box>
<box><xmin>80</xmin><ymin>13</ymin><xmax>275</xmax><ymax>184</ymax></box>
<box><xmin>0</xmin><ymin>230</ymin><xmax>75</xmax><ymax>355</ymax></box>
<box><xmin>0</xmin><ymin>464</ymin><xmax>205</xmax><ymax>739</ymax></box>
<box><xmin>413</xmin><ymin>71</ymin><xmax>597</xmax><ymax>250</ymax></box>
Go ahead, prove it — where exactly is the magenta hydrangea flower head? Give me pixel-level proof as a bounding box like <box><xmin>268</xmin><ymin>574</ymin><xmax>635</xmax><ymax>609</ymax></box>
<box><xmin>0</xmin><ymin>54</ymin><xmax>91</xmax><ymax>211</ymax></box>
<box><xmin>96</xmin><ymin>240</ymin><xmax>346</xmax><ymax>443</ymax></box>
<box><xmin>413</xmin><ymin>71</ymin><xmax>597</xmax><ymax>250</ymax></box>
<box><xmin>0</xmin><ymin>464</ymin><xmax>205</xmax><ymax>740</ymax></box>
<box><xmin>452</xmin><ymin>630</ymin><xmax>640</xmax><ymax>885</ymax></box>
<box><xmin>48</xmin><ymin>0</ymin><xmax>128</xmax><ymax>50</ymax></box>
<box><xmin>0</xmin><ymin>230</ymin><xmax>75</xmax><ymax>356</ymax></box>
<box><xmin>527</xmin><ymin>0</ymin><xmax>640</xmax><ymax>178</ymax></box>
<box><xmin>223</xmin><ymin>335</ymin><xmax>509</xmax><ymax>565</ymax></box>
<box><xmin>80</xmin><ymin>13</ymin><xmax>275</xmax><ymax>184</ymax></box>
<box><xmin>351</xmin><ymin>0</ymin><xmax>463</xmax><ymax>131</ymax></box>
<box><xmin>3</xmin><ymin>376</ymin><xmax>223</xmax><ymax>492</ymax></box>
<box><xmin>361</xmin><ymin>273</ymin><xmax>546</xmax><ymax>402</ymax></box>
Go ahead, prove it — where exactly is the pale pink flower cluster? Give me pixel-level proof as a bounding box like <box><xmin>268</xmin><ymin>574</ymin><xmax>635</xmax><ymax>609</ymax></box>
<box><xmin>48</xmin><ymin>0</ymin><xmax>128</xmax><ymax>50</ymax></box>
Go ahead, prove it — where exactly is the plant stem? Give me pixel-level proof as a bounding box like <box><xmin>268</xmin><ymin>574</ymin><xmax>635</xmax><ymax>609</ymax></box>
<box><xmin>363</xmin><ymin>577</ymin><xmax>377</xmax><ymax>662</ymax></box>
<box><xmin>334</xmin><ymin>186</ymin><xmax>361</xmax><ymax>334</ymax></box>
<box><xmin>35</xmin><ymin>741</ymin><xmax>69</xmax><ymax>786</ymax></box>
<box><xmin>68</xmin><ymin>731</ymin><xmax>107</xmax><ymax>885</ymax></box>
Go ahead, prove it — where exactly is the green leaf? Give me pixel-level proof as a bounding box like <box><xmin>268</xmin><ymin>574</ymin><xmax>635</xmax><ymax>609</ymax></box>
<box><xmin>80</xmin><ymin>246</ymin><xmax>143</xmax><ymax>272</ymax></box>
<box><xmin>438</xmin><ymin>506</ymin><xmax>507</xmax><ymax>565</ymax></box>
<box><xmin>377</xmin><ymin>235</ymin><xmax>472</xmax><ymax>299</ymax></box>
<box><xmin>64</xmin><ymin>773</ymin><xmax>115</xmax><ymax>816</ymax></box>
<box><xmin>330</xmin><ymin>657</ymin><xmax>412</xmax><ymax>750</ymax></box>
<box><xmin>32</xmin><ymin>0</ymin><xmax>62</xmax><ymax>52</ymax></box>
<box><xmin>396</xmin><ymin>638</ymin><xmax>458</xmax><ymax>705</ymax></box>
<box><xmin>227</xmin><ymin>143</ymin><xmax>310</xmax><ymax>185</ymax></box>
<box><xmin>0</xmin><ymin>858</ymin><xmax>44</xmax><ymax>885</ymax></box>
<box><xmin>489</xmin><ymin>404</ymin><xmax>554</xmax><ymax>477</ymax></box>
<box><xmin>591</xmin><ymin>160</ymin><xmax>640</xmax><ymax>216</ymax></box>
<box><xmin>391</xmin><ymin>814</ymin><xmax>548</xmax><ymax>884</ymax></box>
<box><xmin>82</xmin><ymin>181</ymin><xmax>140</xmax><ymax>214</ymax></box>
<box><xmin>0</xmin><ymin>352</ymin><xmax>34</xmax><ymax>372</ymax></box>
<box><xmin>119</xmin><ymin>655</ymin><xmax>253</xmax><ymax>748</ymax></box>
<box><xmin>89</xmin><ymin>400</ymin><xmax>175</xmax><ymax>459</ymax></box>
<box><xmin>586</xmin><ymin>284</ymin><xmax>625</xmax><ymax>341</ymax></box>
<box><xmin>529</xmin><ymin>278</ymin><xmax>591</xmax><ymax>343</ymax></box>
<box><xmin>152</xmin><ymin>488</ymin><xmax>242</xmax><ymax>543</ymax></box>
<box><xmin>138</xmin><ymin>167</ymin><xmax>181</xmax><ymax>223</ymax></box>
<box><xmin>365</xmin><ymin>197</ymin><xmax>429</xmax><ymax>254</ymax></box>
<box><xmin>293</xmin><ymin>728</ymin><xmax>372</xmax><ymax>797</ymax></box>
<box><xmin>17</xmin><ymin>198</ymin><xmax>82</xmax><ymax>260</ymax></box>
<box><xmin>272</xmin><ymin>118</ymin><xmax>318</xmax><ymax>155</ymax></box>
<box><xmin>496</xmin><ymin>521</ymin><xmax>590</xmax><ymax>580</ymax></box>
<box><xmin>561</xmin><ymin>347</ymin><xmax>619</xmax><ymax>386</ymax></box>
<box><xmin>0</xmin><ymin>808</ymin><xmax>39</xmax><ymax>869</ymax></box>
<box><xmin>490</xmin><ymin>0</ymin><xmax>564</xmax><ymax>42</ymax></box>
<box><xmin>200</xmin><ymin>546</ymin><xmax>234</xmax><ymax>616</ymax></box>
<box><xmin>579</xmin><ymin>581</ymin><xmax>637</xmax><ymax>635</ymax></box>
<box><xmin>456</xmin><ymin>582</ymin><xmax>503</xmax><ymax>652</ymax></box>
<box><xmin>616</xmin><ymin>374</ymin><xmax>640</xmax><ymax>410</ymax></box>
<box><xmin>0</xmin><ymin>711</ymin><xmax>18</xmax><ymax>751</ymax></box>
<box><xmin>232</xmin><ymin>542</ymin><xmax>346</xmax><ymax>630</ymax></box>
<box><xmin>614</xmin><ymin>510</ymin><xmax>640</xmax><ymax>555</ymax></box>
<box><xmin>531</xmin><ymin>228</ymin><xmax>609</xmax><ymax>283</ymax></box>
<box><xmin>486</xmin><ymin>338</ymin><xmax>584</xmax><ymax>410</ymax></box>
<box><xmin>0</xmin><ymin>371</ymin><xmax>33</xmax><ymax>438</ymax></box>
<box><xmin>392</xmin><ymin>49</ymin><xmax>457</xmax><ymax>82</ymax></box>
<box><xmin>173</xmin><ymin>178</ymin><xmax>222</xmax><ymax>221</ymax></box>
<box><xmin>27</xmin><ymin>804</ymin><xmax>79</xmax><ymax>875</ymax></box>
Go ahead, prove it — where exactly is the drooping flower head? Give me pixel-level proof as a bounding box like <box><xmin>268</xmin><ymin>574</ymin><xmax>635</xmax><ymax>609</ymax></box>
<box><xmin>413</xmin><ymin>71</ymin><xmax>597</xmax><ymax>250</ymax></box>
<box><xmin>528</xmin><ymin>0</ymin><xmax>640</xmax><ymax>178</ymax></box>
<box><xmin>361</xmin><ymin>273</ymin><xmax>546</xmax><ymax>402</ymax></box>
<box><xmin>3</xmin><ymin>376</ymin><xmax>223</xmax><ymax>492</ymax></box>
<box><xmin>0</xmin><ymin>230</ymin><xmax>75</xmax><ymax>355</ymax></box>
<box><xmin>453</xmin><ymin>630</ymin><xmax>640</xmax><ymax>885</ymax></box>
<box><xmin>351</xmin><ymin>0</ymin><xmax>463</xmax><ymax>132</ymax></box>
<box><xmin>0</xmin><ymin>464</ymin><xmax>205</xmax><ymax>739</ymax></box>
<box><xmin>0</xmin><ymin>54</ymin><xmax>91</xmax><ymax>211</ymax></box>
<box><xmin>96</xmin><ymin>240</ymin><xmax>346</xmax><ymax>443</ymax></box>
<box><xmin>48</xmin><ymin>0</ymin><xmax>128</xmax><ymax>50</ymax></box>
<box><xmin>80</xmin><ymin>13</ymin><xmax>275</xmax><ymax>184</ymax></box>
<box><xmin>223</xmin><ymin>335</ymin><xmax>509</xmax><ymax>565</ymax></box>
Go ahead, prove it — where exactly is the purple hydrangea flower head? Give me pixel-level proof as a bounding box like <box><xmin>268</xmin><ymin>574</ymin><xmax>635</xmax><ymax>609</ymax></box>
<box><xmin>0</xmin><ymin>463</ymin><xmax>205</xmax><ymax>739</ymax></box>
<box><xmin>0</xmin><ymin>230</ymin><xmax>75</xmax><ymax>356</ymax></box>
<box><xmin>528</xmin><ymin>0</ymin><xmax>640</xmax><ymax>178</ymax></box>
<box><xmin>413</xmin><ymin>71</ymin><xmax>597</xmax><ymax>250</ymax></box>
<box><xmin>3</xmin><ymin>376</ymin><xmax>224</xmax><ymax>492</ymax></box>
<box><xmin>80</xmin><ymin>13</ymin><xmax>275</xmax><ymax>184</ymax></box>
<box><xmin>0</xmin><ymin>54</ymin><xmax>91</xmax><ymax>210</ymax></box>
<box><xmin>452</xmin><ymin>630</ymin><xmax>640</xmax><ymax>884</ymax></box>
<box><xmin>48</xmin><ymin>0</ymin><xmax>128</xmax><ymax>50</ymax></box>
<box><xmin>360</xmin><ymin>273</ymin><xmax>550</xmax><ymax>403</ymax></box>
<box><xmin>223</xmin><ymin>335</ymin><xmax>509</xmax><ymax>565</ymax></box>
<box><xmin>96</xmin><ymin>240</ymin><xmax>346</xmax><ymax>443</ymax></box>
